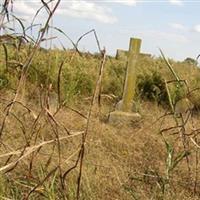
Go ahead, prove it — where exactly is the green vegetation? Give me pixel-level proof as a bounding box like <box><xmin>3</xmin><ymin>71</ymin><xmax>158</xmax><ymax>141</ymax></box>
<box><xmin>1</xmin><ymin>44</ymin><xmax>200</xmax><ymax>107</ymax></box>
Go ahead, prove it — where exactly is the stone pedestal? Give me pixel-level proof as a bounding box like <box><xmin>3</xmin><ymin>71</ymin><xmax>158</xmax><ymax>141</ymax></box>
<box><xmin>109</xmin><ymin>111</ymin><xmax>141</xmax><ymax>126</ymax></box>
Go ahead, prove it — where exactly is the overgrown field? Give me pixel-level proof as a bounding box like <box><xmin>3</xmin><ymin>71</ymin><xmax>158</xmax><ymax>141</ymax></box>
<box><xmin>1</xmin><ymin>40</ymin><xmax>200</xmax><ymax>200</ymax></box>
<box><xmin>1</xmin><ymin>44</ymin><xmax>200</xmax><ymax>107</ymax></box>
<box><xmin>1</xmin><ymin>1</ymin><xmax>200</xmax><ymax>198</ymax></box>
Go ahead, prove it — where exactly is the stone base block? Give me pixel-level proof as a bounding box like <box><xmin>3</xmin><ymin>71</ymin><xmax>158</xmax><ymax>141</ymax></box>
<box><xmin>108</xmin><ymin>111</ymin><xmax>141</xmax><ymax>126</ymax></box>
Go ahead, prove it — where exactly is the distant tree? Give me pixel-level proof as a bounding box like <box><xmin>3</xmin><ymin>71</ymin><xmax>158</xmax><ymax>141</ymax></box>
<box><xmin>184</xmin><ymin>57</ymin><xmax>198</xmax><ymax>66</ymax></box>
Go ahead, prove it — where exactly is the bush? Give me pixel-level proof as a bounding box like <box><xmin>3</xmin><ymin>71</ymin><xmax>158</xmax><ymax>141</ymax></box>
<box><xmin>102</xmin><ymin>60</ymin><xmax>126</xmax><ymax>97</ymax></box>
<box><xmin>137</xmin><ymin>71</ymin><xmax>168</xmax><ymax>104</ymax></box>
<box><xmin>169</xmin><ymin>83</ymin><xmax>187</xmax><ymax>105</ymax></box>
<box><xmin>62</xmin><ymin>63</ymin><xmax>94</xmax><ymax>102</ymax></box>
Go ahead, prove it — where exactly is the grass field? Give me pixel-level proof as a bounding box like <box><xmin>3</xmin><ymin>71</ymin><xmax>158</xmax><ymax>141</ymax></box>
<box><xmin>1</xmin><ymin>42</ymin><xmax>200</xmax><ymax>199</ymax></box>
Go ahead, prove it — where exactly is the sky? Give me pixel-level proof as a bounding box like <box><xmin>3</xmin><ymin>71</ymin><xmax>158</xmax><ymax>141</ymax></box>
<box><xmin>2</xmin><ymin>0</ymin><xmax>200</xmax><ymax>61</ymax></box>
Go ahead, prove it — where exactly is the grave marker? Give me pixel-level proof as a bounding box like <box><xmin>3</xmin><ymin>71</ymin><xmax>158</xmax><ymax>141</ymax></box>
<box><xmin>109</xmin><ymin>38</ymin><xmax>149</xmax><ymax>125</ymax></box>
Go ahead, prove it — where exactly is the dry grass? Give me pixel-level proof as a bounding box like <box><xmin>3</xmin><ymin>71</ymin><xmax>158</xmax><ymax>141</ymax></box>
<box><xmin>1</xmin><ymin>38</ymin><xmax>200</xmax><ymax>200</ymax></box>
<box><xmin>1</xmin><ymin>91</ymin><xmax>200</xmax><ymax>199</ymax></box>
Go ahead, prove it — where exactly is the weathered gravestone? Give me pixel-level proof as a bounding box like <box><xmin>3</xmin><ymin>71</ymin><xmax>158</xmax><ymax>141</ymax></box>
<box><xmin>116</xmin><ymin>48</ymin><xmax>151</xmax><ymax>61</ymax></box>
<box><xmin>116</xmin><ymin>49</ymin><xmax>129</xmax><ymax>60</ymax></box>
<box><xmin>109</xmin><ymin>38</ymin><xmax>149</xmax><ymax>125</ymax></box>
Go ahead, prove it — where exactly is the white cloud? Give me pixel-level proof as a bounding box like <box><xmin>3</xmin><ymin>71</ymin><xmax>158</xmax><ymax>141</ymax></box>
<box><xmin>57</xmin><ymin>1</ymin><xmax>117</xmax><ymax>24</ymax></box>
<box><xmin>117</xmin><ymin>27</ymin><xmax>188</xmax><ymax>44</ymax></box>
<box><xmin>13</xmin><ymin>1</ymin><xmax>36</xmax><ymax>16</ymax></box>
<box><xmin>155</xmin><ymin>31</ymin><xmax>188</xmax><ymax>43</ymax></box>
<box><xmin>137</xmin><ymin>30</ymin><xmax>188</xmax><ymax>44</ymax></box>
<box><xmin>13</xmin><ymin>0</ymin><xmax>38</xmax><ymax>21</ymax></box>
<box><xmin>111</xmin><ymin>0</ymin><xmax>137</xmax><ymax>6</ymax></box>
<box><xmin>194</xmin><ymin>25</ymin><xmax>200</xmax><ymax>33</ymax></box>
<box><xmin>170</xmin><ymin>23</ymin><xmax>186</xmax><ymax>31</ymax></box>
<box><xmin>169</xmin><ymin>0</ymin><xmax>183</xmax><ymax>6</ymax></box>
<box><xmin>12</xmin><ymin>0</ymin><xmax>117</xmax><ymax>24</ymax></box>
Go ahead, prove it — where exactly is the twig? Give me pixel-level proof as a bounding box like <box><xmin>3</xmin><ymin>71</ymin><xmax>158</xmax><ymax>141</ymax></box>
<box><xmin>0</xmin><ymin>132</ymin><xmax>83</xmax><ymax>172</ymax></box>
<box><xmin>76</xmin><ymin>49</ymin><xmax>106</xmax><ymax>200</ymax></box>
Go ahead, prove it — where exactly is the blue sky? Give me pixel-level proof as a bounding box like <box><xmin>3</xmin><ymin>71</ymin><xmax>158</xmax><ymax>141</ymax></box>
<box><xmin>3</xmin><ymin>0</ymin><xmax>200</xmax><ymax>61</ymax></box>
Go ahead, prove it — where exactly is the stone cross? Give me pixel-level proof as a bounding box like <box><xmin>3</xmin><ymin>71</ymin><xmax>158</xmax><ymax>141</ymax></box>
<box><xmin>116</xmin><ymin>48</ymin><xmax>151</xmax><ymax>60</ymax></box>
<box><xmin>109</xmin><ymin>38</ymin><xmax>148</xmax><ymax>125</ymax></box>
<box><xmin>120</xmin><ymin>38</ymin><xmax>141</xmax><ymax>112</ymax></box>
